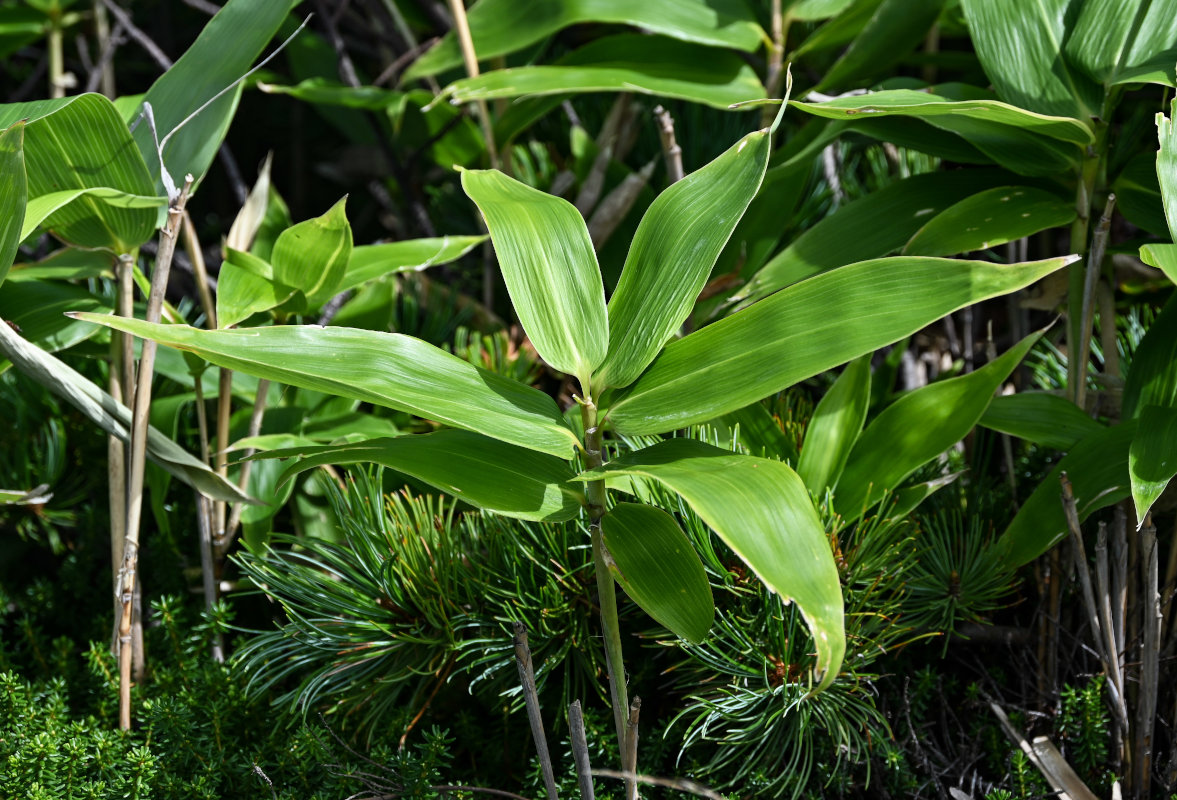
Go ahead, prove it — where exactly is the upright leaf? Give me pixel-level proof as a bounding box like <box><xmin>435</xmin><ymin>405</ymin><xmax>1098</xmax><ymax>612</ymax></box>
<box><xmin>580</xmin><ymin>439</ymin><xmax>844</xmax><ymax>690</ymax></box>
<box><xmin>69</xmin><ymin>315</ymin><xmax>581</xmax><ymax>459</ymax></box>
<box><xmin>996</xmin><ymin>422</ymin><xmax>1136</xmax><ymax>567</ymax></box>
<box><xmin>0</xmin><ymin>122</ymin><xmax>25</xmax><ymax>286</ymax></box>
<box><xmin>1129</xmin><ymin>405</ymin><xmax>1177</xmax><ymax>523</ymax></box>
<box><xmin>797</xmin><ymin>355</ymin><xmax>870</xmax><ymax>495</ymax></box>
<box><xmin>812</xmin><ymin>0</ymin><xmax>943</xmax><ymax>92</ymax></box>
<box><xmin>959</xmin><ymin>0</ymin><xmax>1100</xmax><ymax>119</ymax></box>
<box><xmin>462</xmin><ymin>169</ymin><xmax>607</xmax><ymax>384</ymax></box>
<box><xmin>257</xmin><ymin>430</ymin><xmax>582</xmax><ymax>522</ymax></box>
<box><xmin>341</xmin><ymin>235</ymin><xmax>487</xmax><ymax>293</ymax></box>
<box><xmin>406</xmin><ymin>0</ymin><xmax>764</xmax><ymax>80</ymax></box>
<box><xmin>834</xmin><ymin>332</ymin><xmax>1040</xmax><ymax>520</ymax></box>
<box><xmin>596</xmin><ymin>121</ymin><xmax>774</xmax><ymax>389</ymax></box>
<box><xmin>1122</xmin><ymin>292</ymin><xmax>1177</xmax><ymax>419</ymax></box>
<box><xmin>602</xmin><ymin>502</ymin><xmax>714</xmax><ymax>643</ymax></box>
<box><xmin>270</xmin><ymin>197</ymin><xmax>353</xmax><ymax>311</ymax></box>
<box><xmin>1159</xmin><ymin>97</ymin><xmax>1177</xmax><ymax>239</ymax></box>
<box><xmin>609</xmin><ymin>256</ymin><xmax>1074</xmax><ymax>435</ymax></box>
<box><xmin>131</xmin><ymin>0</ymin><xmax>293</xmax><ymax>194</ymax></box>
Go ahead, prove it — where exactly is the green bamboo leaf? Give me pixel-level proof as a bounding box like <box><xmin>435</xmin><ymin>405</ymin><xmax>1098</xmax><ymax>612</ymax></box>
<box><xmin>1140</xmin><ymin>243</ymin><xmax>1177</xmax><ymax>284</ymax></box>
<box><xmin>602</xmin><ymin>502</ymin><xmax>714</xmax><ymax>642</ymax></box>
<box><xmin>216</xmin><ymin>248</ymin><xmax>290</xmax><ymax>329</ymax></box>
<box><xmin>0</xmin><ymin>318</ymin><xmax>254</xmax><ymax>504</ymax></box>
<box><xmin>0</xmin><ymin>279</ymin><xmax>108</xmax><ymax>372</ymax></box>
<box><xmin>0</xmin><ymin>94</ymin><xmax>156</xmax><ymax>251</ymax></box>
<box><xmin>903</xmin><ymin>186</ymin><xmax>1075</xmax><ymax>256</ymax></box>
<box><xmin>738</xmin><ymin>169</ymin><xmax>1011</xmax><ymax>303</ymax></box>
<box><xmin>995</xmin><ymin>422</ymin><xmax>1135</xmax><ymax>567</ymax></box>
<box><xmin>340</xmin><ymin>235</ymin><xmax>487</xmax><ymax>293</ymax></box>
<box><xmin>811</xmin><ymin>0</ymin><xmax>943</xmax><ymax>92</ymax></box>
<box><xmin>1064</xmin><ymin>0</ymin><xmax>1177</xmax><ymax>87</ymax></box>
<box><xmin>835</xmin><ymin>332</ymin><xmax>1039</xmax><ymax>520</ymax></box>
<box><xmin>797</xmin><ymin>355</ymin><xmax>870</xmax><ymax>496</ymax></box>
<box><xmin>959</xmin><ymin>0</ymin><xmax>1101</xmax><ymax>119</ymax></box>
<box><xmin>1114</xmin><ymin>153</ymin><xmax>1169</xmax><ymax>238</ymax></box>
<box><xmin>1108</xmin><ymin>59</ymin><xmax>1177</xmax><ymax>87</ymax></box>
<box><xmin>438</xmin><ymin>35</ymin><xmax>766</xmax><ymax>111</ymax></box>
<box><xmin>789</xmin><ymin>0</ymin><xmax>858</xmax><ymax>20</ymax></box>
<box><xmin>611</xmin><ymin>255</ymin><xmax>1075</xmax><ymax>436</ymax></box>
<box><xmin>596</xmin><ymin>122</ymin><xmax>774</xmax><ymax>389</ymax></box>
<box><xmin>21</xmin><ymin>188</ymin><xmax>166</xmax><ymax>242</ymax></box>
<box><xmin>130</xmin><ymin>0</ymin><xmax>293</xmax><ymax>195</ymax></box>
<box><xmin>258</xmin><ymin>78</ymin><xmax>407</xmax><ymax>111</ymax></box>
<box><xmin>462</xmin><ymin>169</ymin><xmax>607</xmax><ymax>384</ymax></box>
<box><xmin>1123</xmin><ymin>292</ymin><xmax>1177</xmax><ymax>420</ymax></box>
<box><xmin>979</xmin><ymin>392</ymin><xmax>1103</xmax><ymax>450</ymax></box>
<box><xmin>792</xmin><ymin>0</ymin><xmax>884</xmax><ymax>57</ymax></box>
<box><xmin>255</xmin><ymin>430</ymin><xmax>582</xmax><ymax>522</ymax></box>
<box><xmin>68</xmin><ymin>314</ymin><xmax>581</xmax><ymax>458</ymax></box>
<box><xmin>580</xmin><ymin>439</ymin><xmax>844</xmax><ymax>690</ymax></box>
<box><xmin>271</xmin><ymin>197</ymin><xmax>353</xmax><ymax>310</ymax></box>
<box><xmin>0</xmin><ymin>122</ymin><xmax>24</xmax><ymax>286</ymax></box>
<box><xmin>1159</xmin><ymin>97</ymin><xmax>1177</xmax><ymax>239</ymax></box>
<box><xmin>1129</xmin><ymin>405</ymin><xmax>1177</xmax><ymax>523</ymax></box>
<box><xmin>793</xmin><ymin>89</ymin><xmax>1093</xmax><ymax>146</ymax></box>
<box><xmin>405</xmin><ymin>0</ymin><xmax>763</xmax><ymax>80</ymax></box>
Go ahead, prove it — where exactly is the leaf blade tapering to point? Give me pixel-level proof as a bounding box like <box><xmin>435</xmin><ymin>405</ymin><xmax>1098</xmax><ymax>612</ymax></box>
<box><xmin>797</xmin><ymin>355</ymin><xmax>870</xmax><ymax>496</ymax></box>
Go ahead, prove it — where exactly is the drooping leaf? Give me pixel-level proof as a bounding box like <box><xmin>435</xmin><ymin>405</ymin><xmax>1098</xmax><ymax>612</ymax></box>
<box><xmin>601</xmin><ymin>502</ymin><xmax>714</xmax><ymax>642</ymax></box>
<box><xmin>1129</xmin><ymin>404</ymin><xmax>1177</xmax><ymax>523</ymax></box>
<box><xmin>812</xmin><ymin>0</ymin><xmax>943</xmax><ymax>92</ymax></box>
<box><xmin>68</xmin><ymin>314</ymin><xmax>581</xmax><ymax>458</ymax></box>
<box><xmin>580</xmin><ymin>439</ymin><xmax>844</xmax><ymax>690</ymax></box>
<box><xmin>0</xmin><ymin>122</ymin><xmax>24</xmax><ymax>286</ymax></box>
<box><xmin>1140</xmin><ymin>243</ymin><xmax>1177</xmax><ymax>284</ymax></box>
<box><xmin>256</xmin><ymin>430</ymin><xmax>582</xmax><ymax>522</ymax></box>
<box><xmin>270</xmin><ymin>197</ymin><xmax>353</xmax><ymax>310</ymax></box>
<box><xmin>130</xmin><ymin>0</ymin><xmax>293</xmax><ymax>195</ymax></box>
<box><xmin>1064</xmin><ymin>0</ymin><xmax>1177</xmax><ymax>87</ymax></box>
<box><xmin>737</xmin><ymin>169</ymin><xmax>1011</xmax><ymax>303</ymax></box>
<box><xmin>462</xmin><ymin>169</ymin><xmax>607</xmax><ymax>384</ymax></box>
<box><xmin>995</xmin><ymin>422</ymin><xmax>1136</xmax><ymax>567</ymax></box>
<box><xmin>1122</xmin><ymin>292</ymin><xmax>1177</xmax><ymax>420</ymax></box>
<box><xmin>834</xmin><ymin>332</ymin><xmax>1039</xmax><ymax>520</ymax></box>
<box><xmin>438</xmin><ymin>34</ymin><xmax>766</xmax><ymax>111</ymax></box>
<box><xmin>958</xmin><ymin>0</ymin><xmax>1101</xmax><ymax>119</ymax></box>
<box><xmin>797</xmin><ymin>355</ymin><xmax>870</xmax><ymax>496</ymax></box>
<box><xmin>0</xmin><ymin>318</ymin><xmax>253</xmax><ymax>504</ymax></box>
<box><xmin>21</xmin><ymin>188</ymin><xmax>166</xmax><ymax>242</ymax></box>
<box><xmin>595</xmin><ymin>119</ymin><xmax>775</xmax><ymax>389</ymax></box>
<box><xmin>903</xmin><ymin>186</ymin><xmax>1075</xmax><ymax>256</ymax></box>
<box><xmin>610</xmin><ymin>256</ymin><xmax>1074</xmax><ymax>434</ymax></box>
<box><xmin>405</xmin><ymin>0</ymin><xmax>764</xmax><ymax>80</ymax></box>
<box><xmin>340</xmin><ymin>235</ymin><xmax>487</xmax><ymax>293</ymax></box>
<box><xmin>258</xmin><ymin>78</ymin><xmax>408</xmax><ymax>111</ymax></box>
<box><xmin>979</xmin><ymin>391</ymin><xmax>1104</xmax><ymax>450</ymax></box>
<box><xmin>1159</xmin><ymin>97</ymin><xmax>1177</xmax><ymax>239</ymax></box>
<box><xmin>0</xmin><ymin>94</ymin><xmax>157</xmax><ymax>251</ymax></box>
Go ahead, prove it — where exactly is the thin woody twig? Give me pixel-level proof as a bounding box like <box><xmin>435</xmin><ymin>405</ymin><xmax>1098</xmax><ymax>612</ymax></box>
<box><xmin>591</xmin><ymin>770</ymin><xmax>727</xmax><ymax>800</ymax></box>
<box><xmin>513</xmin><ymin>623</ymin><xmax>559</xmax><ymax>800</ymax></box>
<box><xmin>653</xmin><ymin>106</ymin><xmax>683</xmax><ymax>184</ymax></box>
<box><xmin>569</xmin><ymin>701</ymin><xmax>595</xmax><ymax>800</ymax></box>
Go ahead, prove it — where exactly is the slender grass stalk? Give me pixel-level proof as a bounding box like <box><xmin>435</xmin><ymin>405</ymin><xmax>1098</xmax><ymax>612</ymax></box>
<box><xmin>1075</xmin><ymin>194</ymin><xmax>1115</xmax><ymax>411</ymax></box>
<box><xmin>47</xmin><ymin>6</ymin><xmax>65</xmax><ymax>98</ymax></box>
<box><xmin>512</xmin><ymin>623</ymin><xmax>559</xmax><ymax>800</ymax></box>
<box><xmin>212</xmin><ymin>367</ymin><xmax>232</xmax><ymax>544</ymax></box>
<box><xmin>220</xmin><ymin>378</ymin><xmax>270</xmax><ymax>553</ymax></box>
<box><xmin>447</xmin><ymin>0</ymin><xmax>498</xmax><ymax>170</ymax></box>
<box><xmin>118</xmin><ymin>175</ymin><xmax>193</xmax><ymax>730</ymax></box>
<box><xmin>624</xmin><ymin>698</ymin><xmax>640</xmax><ymax>800</ymax></box>
<box><xmin>181</xmin><ymin>209</ymin><xmax>216</xmax><ymax>329</ymax></box>
<box><xmin>91</xmin><ymin>0</ymin><xmax>116</xmax><ymax>97</ymax></box>
<box><xmin>1133</xmin><ymin>516</ymin><xmax>1159</xmax><ymax>797</ymax></box>
<box><xmin>569</xmin><ymin>701</ymin><xmax>595</xmax><ymax>800</ymax></box>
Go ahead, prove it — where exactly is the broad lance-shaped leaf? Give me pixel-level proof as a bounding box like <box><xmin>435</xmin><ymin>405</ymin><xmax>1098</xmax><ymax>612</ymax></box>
<box><xmin>0</xmin><ymin>316</ymin><xmax>252</xmax><ymax>504</ymax></box>
<box><xmin>406</xmin><ymin>0</ymin><xmax>763</xmax><ymax>80</ymax></box>
<box><xmin>995</xmin><ymin>422</ymin><xmax>1136</xmax><ymax>567</ymax></box>
<box><xmin>609</xmin><ymin>255</ymin><xmax>1075</xmax><ymax>435</ymax></box>
<box><xmin>1064</xmin><ymin>0</ymin><xmax>1177</xmax><ymax>87</ymax></box>
<box><xmin>959</xmin><ymin>0</ymin><xmax>1101</xmax><ymax>120</ymax></box>
<box><xmin>270</xmin><ymin>197</ymin><xmax>353</xmax><ymax>311</ymax></box>
<box><xmin>737</xmin><ymin>169</ymin><xmax>1012</xmax><ymax>304</ymax></box>
<box><xmin>462</xmin><ymin>169</ymin><xmax>607</xmax><ymax>385</ymax></box>
<box><xmin>811</xmin><ymin>0</ymin><xmax>942</xmax><ymax>93</ymax></box>
<box><xmin>252</xmin><ymin>430</ymin><xmax>582</xmax><ymax>522</ymax></box>
<box><xmin>340</xmin><ymin>235</ymin><xmax>487</xmax><ymax>294</ymax></box>
<box><xmin>0</xmin><ymin>122</ymin><xmax>25</xmax><ymax>286</ymax></box>
<box><xmin>835</xmin><ymin>332</ymin><xmax>1040</xmax><ymax>520</ymax></box>
<box><xmin>216</xmin><ymin>248</ymin><xmax>290</xmax><ymax>329</ymax></box>
<box><xmin>0</xmin><ymin>93</ymin><xmax>156</xmax><ymax>251</ymax></box>
<box><xmin>1130</xmin><ymin>405</ymin><xmax>1177</xmax><ymax>524</ymax></box>
<box><xmin>903</xmin><ymin>187</ymin><xmax>1075</xmax><ymax>257</ymax></box>
<box><xmin>438</xmin><ymin>35</ymin><xmax>766</xmax><ymax>112</ymax></box>
<box><xmin>579</xmin><ymin>439</ymin><xmax>844</xmax><ymax>691</ymax></box>
<box><xmin>130</xmin><ymin>0</ymin><xmax>292</xmax><ymax>195</ymax></box>
<box><xmin>979</xmin><ymin>392</ymin><xmax>1103</xmax><ymax>451</ymax></box>
<box><xmin>1159</xmin><ymin>97</ymin><xmax>1177</xmax><ymax>240</ymax></box>
<box><xmin>601</xmin><ymin>502</ymin><xmax>714</xmax><ymax>642</ymax></box>
<box><xmin>1140</xmin><ymin>243</ymin><xmax>1177</xmax><ymax>284</ymax></box>
<box><xmin>69</xmin><ymin>315</ymin><xmax>581</xmax><ymax>459</ymax></box>
<box><xmin>797</xmin><ymin>355</ymin><xmax>870</xmax><ymax>496</ymax></box>
<box><xmin>1122</xmin><ymin>291</ymin><xmax>1177</xmax><ymax>420</ymax></box>
<box><xmin>596</xmin><ymin>110</ymin><xmax>777</xmax><ymax>389</ymax></box>
<box><xmin>21</xmin><ymin>188</ymin><xmax>166</xmax><ymax>242</ymax></box>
